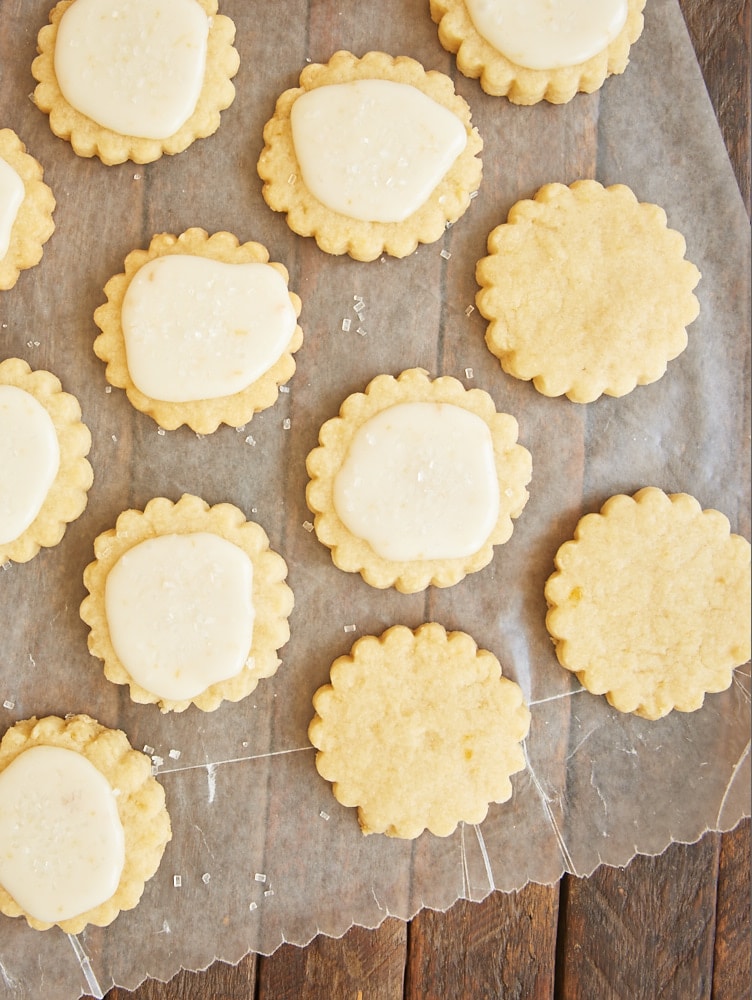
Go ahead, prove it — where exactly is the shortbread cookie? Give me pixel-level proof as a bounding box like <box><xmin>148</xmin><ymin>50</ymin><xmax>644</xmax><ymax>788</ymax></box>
<box><xmin>0</xmin><ymin>358</ymin><xmax>92</xmax><ymax>565</ymax></box>
<box><xmin>476</xmin><ymin>180</ymin><xmax>701</xmax><ymax>402</ymax></box>
<box><xmin>0</xmin><ymin>129</ymin><xmax>55</xmax><ymax>290</ymax></box>
<box><xmin>0</xmin><ymin>714</ymin><xmax>171</xmax><ymax>933</ymax></box>
<box><xmin>305</xmin><ymin>368</ymin><xmax>531</xmax><ymax>593</ymax></box>
<box><xmin>545</xmin><ymin>488</ymin><xmax>752</xmax><ymax>720</ymax></box>
<box><xmin>309</xmin><ymin>622</ymin><xmax>531</xmax><ymax>838</ymax></box>
<box><xmin>93</xmin><ymin>229</ymin><xmax>303</xmax><ymax>432</ymax></box>
<box><xmin>257</xmin><ymin>50</ymin><xmax>483</xmax><ymax>261</ymax></box>
<box><xmin>80</xmin><ymin>493</ymin><xmax>294</xmax><ymax>713</ymax></box>
<box><xmin>430</xmin><ymin>0</ymin><xmax>646</xmax><ymax>104</ymax></box>
<box><xmin>31</xmin><ymin>0</ymin><xmax>239</xmax><ymax>164</ymax></box>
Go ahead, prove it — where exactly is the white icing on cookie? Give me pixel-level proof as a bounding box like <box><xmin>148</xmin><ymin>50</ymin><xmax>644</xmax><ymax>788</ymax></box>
<box><xmin>333</xmin><ymin>402</ymin><xmax>500</xmax><ymax>561</ymax></box>
<box><xmin>0</xmin><ymin>156</ymin><xmax>24</xmax><ymax>261</ymax></box>
<box><xmin>0</xmin><ymin>385</ymin><xmax>60</xmax><ymax>546</ymax></box>
<box><xmin>54</xmin><ymin>0</ymin><xmax>209</xmax><ymax>139</ymax></box>
<box><xmin>0</xmin><ymin>745</ymin><xmax>125</xmax><ymax>924</ymax></box>
<box><xmin>121</xmin><ymin>255</ymin><xmax>297</xmax><ymax>402</ymax></box>
<box><xmin>290</xmin><ymin>79</ymin><xmax>467</xmax><ymax>223</ymax></box>
<box><xmin>105</xmin><ymin>531</ymin><xmax>255</xmax><ymax>700</ymax></box>
<box><xmin>465</xmin><ymin>0</ymin><xmax>628</xmax><ymax>70</ymax></box>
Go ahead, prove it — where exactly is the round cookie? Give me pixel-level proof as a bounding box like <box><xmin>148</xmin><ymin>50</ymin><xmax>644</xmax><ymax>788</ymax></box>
<box><xmin>545</xmin><ymin>488</ymin><xmax>752</xmax><ymax>720</ymax></box>
<box><xmin>309</xmin><ymin>622</ymin><xmax>531</xmax><ymax>838</ymax></box>
<box><xmin>80</xmin><ymin>493</ymin><xmax>294</xmax><ymax>713</ymax></box>
<box><xmin>0</xmin><ymin>129</ymin><xmax>55</xmax><ymax>290</ymax></box>
<box><xmin>0</xmin><ymin>358</ymin><xmax>92</xmax><ymax>566</ymax></box>
<box><xmin>31</xmin><ymin>0</ymin><xmax>239</xmax><ymax>164</ymax></box>
<box><xmin>0</xmin><ymin>714</ymin><xmax>171</xmax><ymax>933</ymax></box>
<box><xmin>257</xmin><ymin>50</ymin><xmax>483</xmax><ymax>261</ymax></box>
<box><xmin>430</xmin><ymin>0</ymin><xmax>646</xmax><ymax>105</ymax></box>
<box><xmin>476</xmin><ymin>180</ymin><xmax>701</xmax><ymax>402</ymax></box>
<box><xmin>305</xmin><ymin>368</ymin><xmax>532</xmax><ymax>593</ymax></box>
<box><xmin>93</xmin><ymin>228</ymin><xmax>303</xmax><ymax>433</ymax></box>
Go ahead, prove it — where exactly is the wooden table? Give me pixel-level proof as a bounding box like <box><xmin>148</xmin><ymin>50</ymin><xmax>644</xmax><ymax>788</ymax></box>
<box><xmin>103</xmin><ymin>3</ymin><xmax>750</xmax><ymax>996</ymax></box>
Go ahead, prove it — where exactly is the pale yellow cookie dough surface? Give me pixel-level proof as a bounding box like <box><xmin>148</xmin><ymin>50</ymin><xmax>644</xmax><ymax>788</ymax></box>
<box><xmin>31</xmin><ymin>0</ymin><xmax>239</xmax><ymax>164</ymax></box>
<box><xmin>93</xmin><ymin>228</ymin><xmax>303</xmax><ymax>433</ymax></box>
<box><xmin>476</xmin><ymin>180</ymin><xmax>701</xmax><ymax>403</ymax></box>
<box><xmin>305</xmin><ymin>368</ymin><xmax>532</xmax><ymax>592</ymax></box>
<box><xmin>0</xmin><ymin>129</ymin><xmax>55</xmax><ymax>290</ymax></box>
<box><xmin>80</xmin><ymin>493</ymin><xmax>294</xmax><ymax>713</ymax></box>
<box><xmin>0</xmin><ymin>358</ymin><xmax>92</xmax><ymax>566</ymax></box>
<box><xmin>430</xmin><ymin>0</ymin><xmax>646</xmax><ymax>104</ymax></box>
<box><xmin>545</xmin><ymin>487</ymin><xmax>752</xmax><ymax>720</ymax></box>
<box><xmin>0</xmin><ymin>714</ymin><xmax>171</xmax><ymax>933</ymax></box>
<box><xmin>257</xmin><ymin>50</ymin><xmax>483</xmax><ymax>261</ymax></box>
<box><xmin>309</xmin><ymin>622</ymin><xmax>531</xmax><ymax>838</ymax></box>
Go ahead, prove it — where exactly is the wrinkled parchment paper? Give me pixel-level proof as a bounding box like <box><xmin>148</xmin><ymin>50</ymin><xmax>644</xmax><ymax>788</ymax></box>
<box><xmin>0</xmin><ymin>0</ymin><xmax>749</xmax><ymax>996</ymax></box>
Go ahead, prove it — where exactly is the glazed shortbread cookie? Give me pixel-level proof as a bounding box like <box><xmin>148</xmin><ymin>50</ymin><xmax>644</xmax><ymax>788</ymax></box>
<box><xmin>545</xmin><ymin>488</ymin><xmax>752</xmax><ymax>720</ymax></box>
<box><xmin>80</xmin><ymin>493</ymin><xmax>294</xmax><ymax>713</ymax></box>
<box><xmin>430</xmin><ymin>0</ymin><xmax>646</xmax><ymax>104</ymax></box>
<box><xmin>476</xmin><ymin>181</ymin><xmax>701</xmax><ymax>402</ymax></box>
<box><xmin>257</xmin><ymin>50</ymin><xmax>483</xmax><ymax>260</ymax></box>
<box><xmin>0</xmin><ymin>714</ymin><xmax>171</xmax><ymax>933</ymax></box>
<box><xmin>0</xmin><ymin>358</ymin><xmax>92</xmax><ymax>566</ymax></box>
<box><xmin>305</xmin><ymin>368</ymin><xmax>532</xmax><ymax>593</ymax></box>
<box><xmin>93</xmin><ymin>229</ymin><xmax>303</xmax><ymax>433</ymax></box>
<box><xmin>32</xmin><ymin>0</ymin><xmax>239</xmax><ymax>164</ymax></box>
<box><xmin>0</xmin><ymin>129</ymin><xmax>55</xmax><ymax>290</ymax></box>
<box><xmin>309</xmin><ymin>622</ymin><xmax>531</xmax><ymax>838</ymax></box>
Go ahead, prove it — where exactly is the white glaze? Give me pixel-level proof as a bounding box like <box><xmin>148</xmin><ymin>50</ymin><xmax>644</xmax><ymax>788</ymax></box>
<box><xmin>333</xmin><ymin>401</ymin><xmax>500</xmax><ymax>561</ymax></box>
<box><xmin>105</xmin><ymin>531</ymin><xmax>255</xmax><ymax>700</ymax></box>
<box><xmin>465</xmin><ymin>0</ymin><xmax>628</xmax><ymax>70</ymax></box>
<box><xmin>0</xmin><ymin>745</ymin><xmax>125</xmax><ymax>924</ymax></box>
<box><xmin>0</xmin><ymin>156</ymin><xmax>24</xmax><ymax>261</ymax></box>
<box><xmin>121</xmin><ymin>255</ymin><xmax>297</xmax><ymax>402</ymax></box>
<box><xmin>54</xmin><ymin>0</ymin><xmax>209</xmax><ymax>139</ymax></box>
<box><xmin>0</xmin><ymin>385</ymin><xmax>60</xmax><ymax>546</ymax></box>
<box><xmin>290</xmin><ymin>79</ymin><xmax>467</xmax><ymax>223</ymax></box>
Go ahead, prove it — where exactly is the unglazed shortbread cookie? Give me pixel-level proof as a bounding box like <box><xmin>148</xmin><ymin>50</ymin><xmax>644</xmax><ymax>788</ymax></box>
<box><xmin>257</xmin><ymin>50</ymin><xmax>483</xmax><ymax>260</ymax></box>
<box><xmin>31</xmin><ymin>0</ymin><xmax>239</xmax><ymax>164</ymax></box>
<box><xmin>0</xmin><ymin>130</ymin><xmax>55</xmax><ymax>290</ymax></box>
<box><xmin>305</xmin><ymin>368</ymin><xmax>532</xmax><ymax>593</ymax></box>
<box><xmin>0</xmin><ymin>714</ymin><xmax>171</xmax><ymax>933</ymax></box>
<box><xmin>545</xmin><ymin>488</ymin><xmax>752</xmax><ymax>720</ymax></box>
<box><xmin>430</xmin><ymin>0</ymin><xmax>646</xmax><ymax>104</ymax></box>
<box><xmin>309</xmin><ymin>622</ymin><xmax>531</xmax><ymax>838</ymax></box>
<box><xmin>93</xmin><ymin>229</ymin><xmax>303</xmax><ymax>432</ymax></box>
<box><xmin>476</xmin><ymin>180</ymin><xmax>701</xmax><ymax>402</ymax></box>
<box><xmin>0</xmin><ymin>358</ymin><xmax>92</xmax><ymax>566</ymax></box>
<box><xmin>80</xmin><ymin>493</ymin><xmax>294</xmax><ymax>712</ymax></box>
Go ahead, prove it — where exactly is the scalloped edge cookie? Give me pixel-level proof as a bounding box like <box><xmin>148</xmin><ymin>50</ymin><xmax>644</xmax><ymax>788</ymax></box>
<box><xmin>476</xmin><ymin>180</ymin><xmax>701</xmax><ymax>403</ymax></box>
<box><xmin>92</xmin><ymin>228</ymin><xmax>303</xmax><ymax>432</ymax></box>
<box><xmin>430</xmin><ymin>0</ymin><xmax>646</xmax><ymax>104</ymax></box>
<box><xmin>0</xmin><ymin>714</ymin><xmax>171</xmax><ymax>933</ymax></box>
<box><xmin>305</xmin><ymin>368</ymin><xmax>532</xmax><ymax>593</ymax></box>
<box><xmin>0</xmin><ymin>358</ymin><xmax>92</xmax><ymax>566</ymax></box>
<box><xmin>544</xmin><ymin>487</ymin><xmax>752</xmax><ymax>720</ymax></box>
<box><xmin>80</xmin><ymin>493</ymin><xmax>294</xmax><ymax>713</ymax></box>
<box><xmin>257</xmin><ymin>50</ymin><xmax>483</xmax><ymax>261</ymax></box>
<box><xmin>309</xmin><ymin>622</ymin><xmax>531</xmax><ymax>838</ymax></box>
<box><xmin>31</xmin><ymin>0</ymin><xmax>239</xmax><ymax>165</ymax></box>
<box><xmin>0</xmin><ymin>129</ymin><xmax>55</xmax><ymax>290</ymax></box>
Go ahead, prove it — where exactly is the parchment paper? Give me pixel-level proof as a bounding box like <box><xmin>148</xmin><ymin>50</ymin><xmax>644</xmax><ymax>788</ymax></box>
<box><xmin>0</xmin><ymin>1</ymin><xmax>749</xmax><ymax>996</ymax></box>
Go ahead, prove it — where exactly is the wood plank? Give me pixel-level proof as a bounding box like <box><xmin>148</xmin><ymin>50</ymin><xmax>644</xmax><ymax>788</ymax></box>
<box><xmin>106</xmin><ymin>955</ymin><xmax>256</xmax><ymax>1000</ymax></box>
<box><xmin>405</xmin><ymin>886</ymin><xmax>559</xmax><ymax>1000</ymax></box>
<box><xmin>712</xmin><ymin>819</ymin><xmax>751</xmax><ymax>1000</ymax></box>
<box><xmin>556</xmin><ymin>836</ymin><xmax>722</xmax><ymax>1000</ymax></box>
<box><xmin>256</xmin><ymin>919</ymin><xmax>407</xmax><ymax>1000</ymax></box>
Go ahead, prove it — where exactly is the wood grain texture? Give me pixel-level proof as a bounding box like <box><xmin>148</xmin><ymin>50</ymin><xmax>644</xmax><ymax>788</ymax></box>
<box><xmin>404</xmin><ymin>887</ymin><xmax>559</xmax><ymax>1000</ymax></box>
